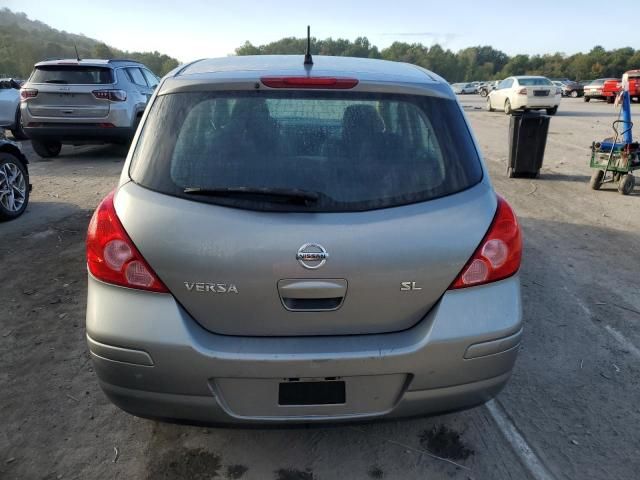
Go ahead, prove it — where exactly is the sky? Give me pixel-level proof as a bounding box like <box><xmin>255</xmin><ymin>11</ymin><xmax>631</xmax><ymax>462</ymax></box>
<box><xmin>2</xmin><ymin>0</ymin><xmax>639</xmax><ymax>63</ymax></box>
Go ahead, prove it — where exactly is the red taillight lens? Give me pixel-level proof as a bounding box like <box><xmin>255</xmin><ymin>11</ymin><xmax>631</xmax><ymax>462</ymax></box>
<box><xmin>86</xmin><ymin>191</ymin><xmax>168</xmax><ymax>293</ymax></box>
<box><xmin>92</xmin><ymin>89</ymin><xmax>127</xmax><ymax>101</ymax></box>
<box><xmin>450</xmin><ymin>196</ymin><xmax>522</xmax><ymax>289</ymax></box>
<box><xmin>20</xmin><ymin>88</ymin><xmax>38</xmax><ymax>100</ymax></box>
<box><xmin>260</xmin><ymin>76</ymin><xmax>359</xmax><ymax>89</ymax></box>
<box><xmin>517</xmin><ymin>88</ymin><xmax>528</xmax><ymax>95</ymax></box>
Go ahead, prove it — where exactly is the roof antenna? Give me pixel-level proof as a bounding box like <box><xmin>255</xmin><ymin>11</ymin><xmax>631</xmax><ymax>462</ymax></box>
<box><xmin>304</xmin><ymin>25</ymin><xmax>313</xmax><ymax>66</ymax></box>
<box><xmin>74</xmin><ymin>44</ymin><xmax>81</xmax><ymax>62</ymax></box>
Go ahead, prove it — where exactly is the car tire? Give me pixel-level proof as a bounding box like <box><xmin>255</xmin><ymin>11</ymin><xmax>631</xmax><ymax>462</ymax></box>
<box><xmin>0</xmin><ymin>152</ymin><xmax>30</xmax><ymax>221</ymax></box>
<box><xmin>10</xmin><ymin>108</ymin><xmax>28</xmax><ymax>141</ymax></box>
<box><xmin>546</xmin><ymin>106</ymin><xmax>558</xmax><ymax>115</ymax></box>
<box><xmin>504</xmin><ymin>99</ymin><xmax>512</xmax><ymax>115</ymax></box>
<box><xmin>606</xmin><ymin>97</ymin><xmax>615</xmax><ymax>104</ymax></box>
<box><xmin>584</xmin><ymin>97</ymin><xmax>590</xmax><ymax>102</ymax></box>
<box><xmin>486</xmin><ymin>97</ymin><xmax>494</xmax><ymax>112</ymax></box>
<box><xmin>570</xmin><ymin>90</ymin><xmax>578</xmax><ymax>98</ymax></box>
<box><xmin>618</xmin><ymin>174</ymin><xmax>635</xmax><ymax>195</ymax></box>
<box><xmin>31</xmin><ymin>140</ymin><xmax>62</xmax><ymax>158</ymax></box>
<box><xmin>480</xmin><ymin>89</ymin><xmax>488</xmax><ymax>98</ymax></box>
<box><xmin>589</xmin><ymin>170</ymin><xmax>604</xmax><ymax>190</ymax></box>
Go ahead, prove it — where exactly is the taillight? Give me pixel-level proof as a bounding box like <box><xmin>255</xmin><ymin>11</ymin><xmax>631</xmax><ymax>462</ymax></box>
<box><xmin>86</xmin><ymin>191</ymin><xmax>168</xmax><ymax>293</ymax></box>
<box><xmin>450</xmin><ymin>196</ymin><xmax>522</xmax><ymax>289</ymax></box>
<box><xmin>517</xmin><ymin>88</ymin><xmax>528</xmax><ymax>96</ymax></box>
<box><xmin>260</xmin><ymin>76</ymin><xmax>359</xmax><ymax>89</ymax></box>
<box><xmin>20</xmin><ymin>88</ymin><xmax>38</xmax><ymax>100</ymax></box>
<box><xmin>92</xmin><ymin>89</ymin><xmax>127</xmax><ymax>101</ymax></box>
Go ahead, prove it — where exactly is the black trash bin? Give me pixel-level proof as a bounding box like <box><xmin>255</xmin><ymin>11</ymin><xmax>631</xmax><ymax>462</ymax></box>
<box><xmin>508</xmin><ymin>111</ymin><xmax>550</xmax><ymax>178</ymax></box>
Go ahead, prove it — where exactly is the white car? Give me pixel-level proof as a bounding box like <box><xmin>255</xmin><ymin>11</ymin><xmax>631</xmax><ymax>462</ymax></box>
<box><xmin>0</xmin><ymin>78</ymin><xmax>26</xmax><ymax>140</ymax></box>
<box><xmin>487</xmin><ymin>76</ymin><xmax>561</xmax><ymax>115</ymax></box>
<box><xmin>451</xmin><ymin>82</ymin><xmax>476</xmax><ymax>94</ymax></box>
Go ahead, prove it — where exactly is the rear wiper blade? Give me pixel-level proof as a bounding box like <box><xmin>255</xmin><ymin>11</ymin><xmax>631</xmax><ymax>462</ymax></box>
<box><xmin>44</xmin><ymin>80</ymin><xmax>69</xmax><ymax>84</ymax></box>
<box><xmin>183</xmin><ymin>186</ymin><xmax>320</xmax><ymax>204</ymax></box>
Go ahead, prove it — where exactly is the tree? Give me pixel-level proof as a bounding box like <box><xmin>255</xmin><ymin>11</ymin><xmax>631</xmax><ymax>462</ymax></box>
<box><xmin>93</xmin><ymin>43</ymin><xmax>113</xmax><ymax>59</ymax></box>
<box><xmin>233</xmin><ymin>35</ymin><xmax>640</xmax><ymax>83</ymax></box>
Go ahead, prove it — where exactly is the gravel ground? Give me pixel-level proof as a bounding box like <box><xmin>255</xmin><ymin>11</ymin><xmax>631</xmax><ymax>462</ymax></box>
<box><xmin>1</xmin><ymin>96</ymin><xmax>639</xmax><ymax>480</ymax></box>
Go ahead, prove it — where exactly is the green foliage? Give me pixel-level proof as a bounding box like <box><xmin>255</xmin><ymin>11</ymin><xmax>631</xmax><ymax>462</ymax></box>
<box><xmin>0</xmin><ymin>8</ymin><xmax>179</xmax><ymax>78</ymax></box>
<box><xmin>236</xmin><ymin>36</ymin><xmax>640</xmax><ymax>82</ymax></box>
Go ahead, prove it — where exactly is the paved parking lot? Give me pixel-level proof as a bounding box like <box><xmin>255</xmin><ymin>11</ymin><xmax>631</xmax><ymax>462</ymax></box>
<box><xmin>1</xmin><ymin>96</ymin><xmax>639</xmax><ymax>480</ymax></box>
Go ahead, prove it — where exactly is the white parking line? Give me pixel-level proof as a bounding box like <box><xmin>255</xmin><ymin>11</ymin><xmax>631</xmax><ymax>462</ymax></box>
<box><xmin>604</xmin><ymin>325</ymin><xmax>640</xmax><ymax>359</ymax></box>
<box><xmin>485</xmin><ymin>400</ymin><xmax>556</xmax><ymax>480</ymax></box>
<box><xmin>571</xmin><ymin>291</ymin><xmax>640</xmax><ymax>360</ymax></box>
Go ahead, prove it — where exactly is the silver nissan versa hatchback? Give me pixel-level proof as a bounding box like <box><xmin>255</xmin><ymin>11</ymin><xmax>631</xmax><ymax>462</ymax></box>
<box><xmin>86</xmin><ymin>55</ymin><xmax>523</xmax><ymax>424</ymax></box>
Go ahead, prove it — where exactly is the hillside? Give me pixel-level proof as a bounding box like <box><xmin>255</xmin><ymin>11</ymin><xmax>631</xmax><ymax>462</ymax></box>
<box><xmin>0</xmin><ymin>8</ymin><xmax>179</xmax><ymax>78</ymax></box>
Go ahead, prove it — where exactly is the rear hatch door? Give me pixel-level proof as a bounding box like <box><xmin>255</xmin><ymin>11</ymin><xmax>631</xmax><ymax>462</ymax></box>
<box><xmin>26</xmin><ymin>65</ymin><xmax>112</xmax><ymax>118</ymax></box>
<box><xmin>118</xmin><ymin>87</ymin><xmax>494</xmax><ymax>336</ymax></box>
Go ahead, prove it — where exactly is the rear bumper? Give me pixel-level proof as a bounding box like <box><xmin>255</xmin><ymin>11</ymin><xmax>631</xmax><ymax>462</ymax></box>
<box><xmin>97</xmin><ymin>371</ymin><xmax>512</xmax><ymax>425</ymax></box>
<box><xmin>86</xmin><ymin>274</ymin><xmax>523</xmax><ymax>424</ymax></box>
<box><xmin>21</xmin><ymin>101</ymin><xmax>137</xmax><ymax>143</ymax></box>
<box><xmin>23</xmin><ymin>125</ymin><xmax>134</xmax><ymax>143</ymax></box>
<box><xmin>512</xmin><ymin>96</ymin><xmax>561</xmax><ymax>110</ymax></box>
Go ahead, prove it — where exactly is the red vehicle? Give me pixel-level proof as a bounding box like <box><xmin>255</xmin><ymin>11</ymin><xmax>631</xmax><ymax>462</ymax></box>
<box><xmin>602</xmin><ymin>79</ymin><xmax>622</xmax><ymax>103</ymax></box>
<box><xmin>623</xmin><ymin>70</ymin><xmax>640</xmax><ymax>102</ymax></box>
<box><xmin>589</xmin><ymin>71</ymin><xmax>640</xmax><ymax>103</ymax></box>
<box><xmin>584</xmin><ymin>78</ymin><xmax>620</xmax><ymax>102</ymax></box>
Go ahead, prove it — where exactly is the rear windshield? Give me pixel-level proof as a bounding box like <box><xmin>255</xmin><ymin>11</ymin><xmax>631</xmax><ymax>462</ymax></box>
<box><xmin>30</xmin><ymin>66</ymin><xmax>114</xmax><ymax>85</ymax></box>
<box><xmin>129</xmin><ymin>91</ymin><xmax>483</xmax><ymax>212</ymax></box>
<box><xmin>518</xmin><ymin>78</ymin><xmax>552</xmax><ymax>86</ymax></box>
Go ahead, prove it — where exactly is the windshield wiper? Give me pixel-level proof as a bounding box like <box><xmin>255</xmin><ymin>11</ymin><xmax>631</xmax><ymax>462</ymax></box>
<box><xmin>183</xmin><ymin>186</ymin><xmax>320</xmax><ymax>205</ymax></box>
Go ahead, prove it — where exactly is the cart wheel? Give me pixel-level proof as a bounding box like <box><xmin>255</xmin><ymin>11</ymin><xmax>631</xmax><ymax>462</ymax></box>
<box><xmin>618</xmin><ymin>174</ymin><xmax>635</xmax><ymax>195</ymax></box>
<box><xmin>590</xmin><ymin>170</ymin><xmax>604</xmax><ymax>190</ymax></box>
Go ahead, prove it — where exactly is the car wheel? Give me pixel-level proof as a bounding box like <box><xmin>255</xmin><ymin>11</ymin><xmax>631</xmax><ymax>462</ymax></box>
<box><xmin>547</xmin><ymin>106</ymin><xmax>558</xmax><ymax>115</ymax></box>
<box><xmin>504</xmin><ymin>99</ymin><xmax>512</xmax><ymax>115</ymax></box>
<box><xmin>10</xmin><ymin>108</ymin><xmax>28</xmax><ymax>141</ymax></box>
<box><xmin>584</xmin><ymin>96</ymin><xmax>590</xmax><ymax>102</ymax></box>
<box><xmin>0</xmin><ymin>152</ymin><xmax>29</xmax><ymax>221</ymax></box>
<box><xmin>480</xmin><ymin>89</ymin><xmax>488</xmax><ymax>98</ymax></box>
<box><xmin>31</xmin><ymin>140</ymin><xmax>62</xmax><ymax>158</ymax></box>
<box><xmin>589</xmin><ymin>170</ymin><xmax>604</xmax><ymax>190</ymax></box>
<box><xmin>486</xmin><ymin>97</ymin><xmax>494</xmax><ymax>112</ymax></box>
<box><xmin>606</xmin><ymin>97</ymin><xmax>615</xmax><ymax>104</ymax></box>
<box><xmin>570</xmin><ymin>90</ymin><xmax>578</xmax><ymax>98</ymax></box>
<box><xmin>618</xmin><ymin>174</ymin><xmax>635</xmax><ymax>195</ymax></box>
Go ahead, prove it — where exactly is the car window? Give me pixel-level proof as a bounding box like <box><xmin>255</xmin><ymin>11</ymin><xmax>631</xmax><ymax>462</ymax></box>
<box><xmin>499</xmin><ymin>79</ymin><xmax>513</xmax><ymax>89</ymax></box>
<box><xmin>129</xmin><ymin>91</ymin><xmax>483</xmax><ymax>213</ymax></box>
<box><xmin>126</xmin><ymin>68</ymin><xmax>147</xmax><ymax>86</ymax></box>
<box><xmin>142</xmin><ymin>69</ymin><xmax>159</xmax><ymax>88</ymax></box>
<box><xmin>517</xmin><ymin>78</ymin><xmax>553</xmax><ymax>86</ymax></box>
<box><xmin>29</xmin><ymin>66</ymin><xmax>114</xmax><ymax>84</ymax></box>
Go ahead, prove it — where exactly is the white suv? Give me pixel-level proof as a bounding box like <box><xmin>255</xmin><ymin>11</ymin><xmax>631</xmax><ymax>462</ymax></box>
<box><xmin>487</xmin><ymin>76</ymin><xmax>561</xmax><ymax>115</ymax></box>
